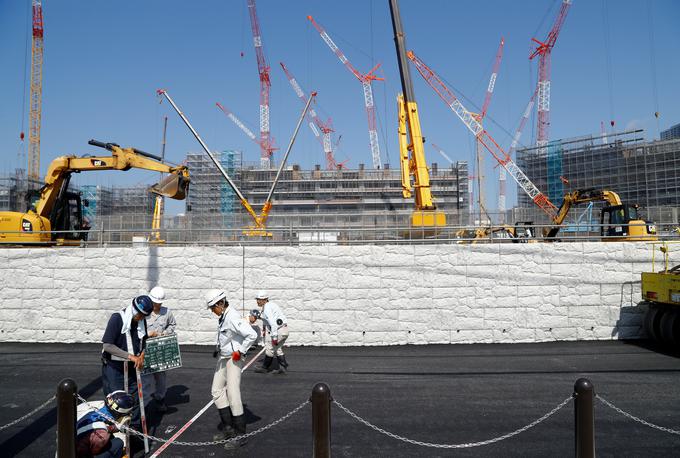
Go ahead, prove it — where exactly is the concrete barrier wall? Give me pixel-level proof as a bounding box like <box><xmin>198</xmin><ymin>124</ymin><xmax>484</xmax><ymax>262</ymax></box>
<box><xmin>0</xmin><ymin>242</ymin><xmax>654</xmax><ymax>345</ymax></box>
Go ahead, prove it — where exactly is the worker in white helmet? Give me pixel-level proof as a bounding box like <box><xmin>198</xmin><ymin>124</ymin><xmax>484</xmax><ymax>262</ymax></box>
<box><xmin>205</xmin><ymin>289</ymin><xmax>257</xmax><ymax>449</ymax></box>
<box><xmin>253</xmin><ymin>291</ymin><xmax>290</xmax><ymax>374</ymax></box>
<box><xmin>142</xmin><ymin>286</ymin><xmax>176</xmax><ymax>413</ymax></box>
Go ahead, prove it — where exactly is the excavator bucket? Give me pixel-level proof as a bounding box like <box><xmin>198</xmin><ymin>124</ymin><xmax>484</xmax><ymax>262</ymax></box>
<box><xmin>150</xmin><ymin>173</ymin><xmax>190</xmax><ymax>200</ymax></box>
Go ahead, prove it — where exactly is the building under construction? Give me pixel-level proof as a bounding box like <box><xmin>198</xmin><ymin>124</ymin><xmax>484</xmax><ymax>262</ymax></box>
<box><xmin>514</xmin><ymin>129</ymin><xmax>680</xmax><ymax>226</ymax></box>
<box><xmin>184</xmin><ymin>152</ymin><xmax>469</xmax><ymax>230</ymax></box>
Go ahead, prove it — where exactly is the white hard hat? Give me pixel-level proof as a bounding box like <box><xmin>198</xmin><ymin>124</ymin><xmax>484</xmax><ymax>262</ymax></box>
<box><xmin>205</xmin><ymin>289</ymin><xmax>227</xmax><ymax>308</ymax></box>
<box><xmin>149</xmin><ymin>286</ymin><xmax>165</xmax><ymax>304</ymax></box>
<box><xmin>255</xmin><ymin>290</ymin><xmax>269</xmax><ymax>300</ymax></box>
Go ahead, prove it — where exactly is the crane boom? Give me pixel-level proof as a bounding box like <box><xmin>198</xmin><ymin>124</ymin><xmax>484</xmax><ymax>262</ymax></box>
<box><xmin>407</xmin><ymin>50</ymin><xmax>558</xmax><ymax>220</ymax></box>
<box><xmin>530</xmin><ymin>0</ymin><xmax>572</xmax><ymax>147</ymax></box>
<box><xmin>215</xmin><ymin>102</ymin><xmax>266</xmax><ymax>148</ymax></box>
<box><xmin>480</xmin><ymin>37</ymin><xmax>504</xmax><ymax>121</ymax></box>
<box><xmin>28</xmin><ymin>0</ymin><xmax>44</xmax><ymax>182</ymax></box>
<box><xmin>308</xmin><ymin>15</ymin><xmax>383</xmax><ymax>169</ymax></box>
<box><xmin>280</xmin><ymin>62</ymin><xmax>338</xmax><ymax>170</ymax></box>
<box><xmin>246</xmin><ymin>0</ymin><xmax>273</xmax><ymax>167</ymax></box>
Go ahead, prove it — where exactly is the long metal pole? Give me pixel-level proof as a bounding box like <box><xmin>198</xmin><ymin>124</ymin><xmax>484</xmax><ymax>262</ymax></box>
<box><xmin>157</xmin><ymin>90</ymin><xmax>246</xmax><ymax>202</ymax></box>
<box><xmin>56</xmin><ymin>378</ymin><xmax>77</xmax><ymax>458</ymax></box>
<box><xmin>265</xmin><ymin>93</ymin><xmax>316</xmax><ymax>203</ymax></box>
<box><xmin>311</xmin><ymin>382</ymin><xmax>332</xmax><ymax>458</ymax></box>
<box><xmin>574</xmin><ymin>378</ymin><xmax>595</xmax><ymax>458</ymax></box>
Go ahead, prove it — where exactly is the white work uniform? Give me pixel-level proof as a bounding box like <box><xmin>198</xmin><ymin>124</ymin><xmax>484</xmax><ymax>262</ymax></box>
<box><xmin>211</xmin><ymin>306</ymin><xmax>256</xmax><ymax>416</ymax></box>
<box><xmin>260</xmin><ymin>301</ymin><xmax>289</xmax><ymax>357</ymax></box>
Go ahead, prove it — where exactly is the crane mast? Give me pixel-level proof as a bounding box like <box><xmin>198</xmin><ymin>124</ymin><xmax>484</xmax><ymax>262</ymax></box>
<box><xmin>28</xmin><ymin>0</ymin><xmax>44</xmax><ymax>183</ymax></box>
<box><xmin>407</xmin><ymin>50</ymin><xmax>559</xmax><ymax>221</ymax></box>
<box><xmin>280</xmin><ymin>62</ymin><xmax>338</xmax><ymax>170</ymax></box>
<box><xmin>307</xmin><ymin>15</ymin><xmax>383</xmax><ymax>169</ymax></box>
<box><xmin>247</xmin><ymin>0</ymin><xmax>274</xmax><ymax>168</ymax></box>
<box><xmin>530</xmin><ymin>0</ymin><xmax>572</xmax><ymax>148</ymax></box>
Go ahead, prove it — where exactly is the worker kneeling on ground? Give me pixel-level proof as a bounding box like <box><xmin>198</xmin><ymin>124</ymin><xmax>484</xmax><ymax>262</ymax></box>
<box><xmin>76</xmin><ymin>390</ymin><xmax>134</xmax><ymax>458</ymax></box>
<box><xmin>253</xmin><ymin>291</ymin><xmax>290</xmax><ymax>374</ymax></box>
<box><xmin>206</xmin><ymin>289</ymin><xmax>257</xmax><ymax>449</ymax></box>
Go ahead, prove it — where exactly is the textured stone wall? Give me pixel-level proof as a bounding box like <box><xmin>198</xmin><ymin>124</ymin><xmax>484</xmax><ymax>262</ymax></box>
<box><xmin>0</xmin><ymin>242</ymin><xmax>653</xmax><ymax>345</ymax></box>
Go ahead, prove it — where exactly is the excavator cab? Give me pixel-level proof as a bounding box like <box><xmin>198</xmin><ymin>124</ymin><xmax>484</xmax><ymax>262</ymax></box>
<box><xmin>601</xmin><ymin>204</ymin><xmax>656</xmax><ymax>240</ymax></box>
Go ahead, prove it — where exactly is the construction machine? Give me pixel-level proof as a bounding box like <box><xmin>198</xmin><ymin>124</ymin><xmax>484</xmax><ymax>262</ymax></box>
<box><xmin>0</xmin><ymin>140</ymin><xmax>190</xmax><ymax>245</ymax></box>
<box><xmin>455</xmin><ymin>222</ymin><xmax>537</xmax><ymax>244</ymax></box>
<box><xmin>389</xmin><ymin>0</ymin><xmax>446</xmax><ymax>229</ymax></box>
<box><xmin>546</xmin><ymin>189</ymin><xmax>657</xmax><ymax>241</ymax></box>
<box><xmin>641</xmin><ymin>242</ymin><xmax>680</xmax><ymax>349</ymax></box>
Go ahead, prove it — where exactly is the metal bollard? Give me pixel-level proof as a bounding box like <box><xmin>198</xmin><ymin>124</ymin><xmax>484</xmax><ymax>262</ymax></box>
<box><xmin>574</xmin><ymin>378</ymin><xmax>595</xmax><ymax>458</ymax></box>
<box><xmin>57</xmin><ymin>378</ymin><xmax>77</xmax><ymax>458</ymax></box>
<box><xmin>311</xmin><ymin>382</ymin><xmax>332</xmax><ymax>458</ymax></box>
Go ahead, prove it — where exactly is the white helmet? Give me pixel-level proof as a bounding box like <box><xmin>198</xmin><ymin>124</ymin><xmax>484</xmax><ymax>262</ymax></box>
<box><xmin>205</xmin><ymin>289</ymin><xmax>227</xmax><ymax>308</ymax></box>
<box><xmin>255</xmin><ymin>290</ymin><xmax>269</xmax><ymax>300</ymax></box>
<box><xmin>149</xmin><ymin>286</ymin><xmax>165</xmax><ymax>304</ymax></box>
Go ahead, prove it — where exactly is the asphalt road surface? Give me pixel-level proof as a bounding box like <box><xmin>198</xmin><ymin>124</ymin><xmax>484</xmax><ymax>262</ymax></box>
<box><xmin>1</xmin><ymin>340</ymin><xmax>679</xmax><ymax>457</ymax></box>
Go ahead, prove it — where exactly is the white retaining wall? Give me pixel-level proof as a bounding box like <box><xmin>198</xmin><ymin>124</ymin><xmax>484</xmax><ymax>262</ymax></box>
<box><xmin>0</xmin><ymin>243</ymin><xmax>654</xmax><ymax>345</ymax></box>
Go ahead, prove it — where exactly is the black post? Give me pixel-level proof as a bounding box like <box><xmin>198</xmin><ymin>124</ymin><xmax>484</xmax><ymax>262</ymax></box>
<box><xmin>57</xmin><ymin>378</ymin><xmax>77</xmax><ymax>458</ymax></box>
<box><xmin>574</xmin><ymin>378</ymin><xmax>595</xmax><ymax>458</ymax></box>
<box><xmin>311</xmin><ymin>382</ymin><xmax>332</xmax><ymax>458</ymax></box>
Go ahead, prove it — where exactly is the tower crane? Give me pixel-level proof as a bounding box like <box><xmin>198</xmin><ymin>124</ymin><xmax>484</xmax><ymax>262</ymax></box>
<box><xmin>308</xmin><ymin>15</ymin><xmax>383</xmax><ymax>169</ymax></box>
<box><xmin>28</xmin><ymin>0</ymin><xmax>44</xmax><ymax>184</ymax></box>
<box><xmin>530</xmin><ymin>0</ymin><xmax>572</xmax><ymax>148</ymax></box>
<box><xmin>280</xmin><ymin>61</ymin><xmax>339</xmax><ymax>170</ymax></box>
<box><xmin>246</xmin><ymin>0</ymin><xmax>274</xmax><ymax>168</ymax></box>
<box><xmin>472</xmin><ymin>37</ymin><xmax>504</xmax><ymax>224</ymax></box>
<box><xmin>216</xmin><ymin>102</ymin><xmax>278</xmax><ymax>156</ymax></box>
<box><xmin>407</xmin><ymin>50</ymin><xmax>559</xmax><ymax>221</ymax></box>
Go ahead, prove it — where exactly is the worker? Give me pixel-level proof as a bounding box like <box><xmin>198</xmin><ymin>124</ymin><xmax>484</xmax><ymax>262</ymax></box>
<box><xmin>76</xmin><ymin>390</ymin><xmax>134</xmax><ymax>458</ymax></box>
<box><xmin>101</xmin><ymin>295</ymin><xmax>153</xmax><ymax>431</ymax></box>
<box><xmin>142</xmin><ymin>286</ymin><xmax>176</xmax><ymax>413</ymax></box>
<box><xmin>205</xmin><ymin>289</ymin><xmax>257</xmax><ymax>449</ymax></box>
<box><xmin>253</xmin><ymin>291</ymin><xmax>290</xmax><ymax>374</ymax></box>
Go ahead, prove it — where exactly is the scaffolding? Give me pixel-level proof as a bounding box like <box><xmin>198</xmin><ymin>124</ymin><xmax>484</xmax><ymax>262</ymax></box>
<box><xmin>515</xmin><ymin>129</ymin><xmax>680</xmax><ymax>225</ymax></box>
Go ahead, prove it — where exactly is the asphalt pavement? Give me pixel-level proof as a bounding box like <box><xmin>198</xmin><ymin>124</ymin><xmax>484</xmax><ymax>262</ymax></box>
<box><xmin>1</xmin><ymin>340</ymin><xmax>679</xmax><ymax>457</ymax></box>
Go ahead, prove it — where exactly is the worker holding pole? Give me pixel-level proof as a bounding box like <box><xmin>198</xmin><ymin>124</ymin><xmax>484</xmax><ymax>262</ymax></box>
<box><xmin>101</xmin><ymin>295</ymin><xmax>153</xmax><ymax>453</ymax></box>
<box><xmin>205</xmin><ymin>289</ymin><xmax>257</xmax><ymax>450</ymax></box>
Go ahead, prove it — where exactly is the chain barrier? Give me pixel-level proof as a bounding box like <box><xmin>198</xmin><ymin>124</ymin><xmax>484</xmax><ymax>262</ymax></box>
<box><xmin>332</xmin><ymin>395</ymin><xmax>574</xmax><ymax>449</ymax></box>
<box><xmin>0</xmin><ymin>396</ymin><xmax>55</xmax><ymax>432</ymax></box>
<box><xmin>596</xmin><ymin>394</ymin><xmax>680</xmax><ymax>436</ymax></box>
<box><xmin>76</xmin><ymin>394</ymin><xmax>308</xmax><ymax>446</ymax></box>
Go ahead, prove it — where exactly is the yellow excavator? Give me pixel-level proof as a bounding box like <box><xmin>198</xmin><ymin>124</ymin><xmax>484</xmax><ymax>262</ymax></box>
<box><xmin>546</xmin><ymin>189</ymin><xmax>657</xmax><ymax>241</ymax></box>
<box><xmin>0</xmin><ymin>140</ymin><xmax>190</xmax><ymax>245</ymax></box>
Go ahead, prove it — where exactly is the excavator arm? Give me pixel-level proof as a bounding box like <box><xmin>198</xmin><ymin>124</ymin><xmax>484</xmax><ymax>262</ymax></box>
<box><xmin>552</xmin><ymin>189</ymin><xmax>623</xmax><ymax>225</ymax></box>
<box><xmin>35</xmin><ymin>140</ymin><xmax>190</xmax><ymax>218</ymax></box>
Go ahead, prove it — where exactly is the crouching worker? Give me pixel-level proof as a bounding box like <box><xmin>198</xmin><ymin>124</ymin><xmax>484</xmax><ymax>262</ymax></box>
<box><xmin>76</xmin><ymin>390</ymin><xmax>134</xmax><ymax>458</ymax></box>
<box><xmin>205</xmin><ymin>289</ymin><xmax>257</xmax><ymax>449</ymax></box>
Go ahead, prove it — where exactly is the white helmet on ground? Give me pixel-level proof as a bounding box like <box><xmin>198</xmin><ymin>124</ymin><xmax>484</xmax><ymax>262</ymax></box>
<box><xmin>255</xmin><ymin>290</ymin><xmax>269</xmax><ymax>300</ymax></box>
<box><xmin>149</xmin><ymin>286</ymin><xmax>165</xmax><ymax>304</ymax></box>
<box><xmin>205</xmin><ymin>289</ymin><xmax>227</xmax><ymax>308</ymax></box>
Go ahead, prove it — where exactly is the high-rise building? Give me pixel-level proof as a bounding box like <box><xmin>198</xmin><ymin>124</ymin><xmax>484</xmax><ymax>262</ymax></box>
<box><xmin>661</xmin><ymin>123</ymin><xmax>680</xmax><ymax>141</ymax></box>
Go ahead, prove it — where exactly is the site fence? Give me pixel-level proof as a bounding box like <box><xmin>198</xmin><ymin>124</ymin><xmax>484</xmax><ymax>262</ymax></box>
<box><xmin>2</xmin><ymin>221</ymin><xmax>680</xmax><ymax>247</ymax></box>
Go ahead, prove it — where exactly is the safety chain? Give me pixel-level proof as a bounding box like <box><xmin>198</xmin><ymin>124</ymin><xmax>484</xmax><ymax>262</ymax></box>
<box><xmin>333</xmin><ymin>395</ymin><xmax>574</xmax><ymax>449</ymax></box>
<box><xmin>596</xmin><ymin>395</ymin><xmax>680</xmax><ymax>436</ymax></box>
<box><xmin>76</xmin><ymin>394</ymin><xmax>308</xmax><ymax>446</ymax></box>
<box><xmin>0</xmin><ymin>396</ymin><xmax>55</xmax><ymax>432</ymax></box>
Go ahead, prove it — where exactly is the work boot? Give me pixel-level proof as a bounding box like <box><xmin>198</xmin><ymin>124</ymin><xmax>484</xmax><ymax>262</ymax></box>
<box><xmin>254</xmin><ymin>355</ymin><xmax>273</xmax><ymax>373</ymax></box>
<box><xmin>213</xmin><ymin>407</ymin><xmax>236</xmax><ymax>441</ymax></box>
<box><xmin>276</xmin><ymin>355</ymin><xmax>289</xmax><ymax>374</ymax></box>
<box><xmin>223</xmin><ymin>414</ymin><xmax>247</xmax><ymax>449</ymax></box>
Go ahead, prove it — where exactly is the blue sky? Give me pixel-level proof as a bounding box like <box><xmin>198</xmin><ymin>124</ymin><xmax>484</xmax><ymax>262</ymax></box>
<box><xmin>1</xmin><ymin>0</ymin><xmax>679</xmax><ymax>215</ymax></box>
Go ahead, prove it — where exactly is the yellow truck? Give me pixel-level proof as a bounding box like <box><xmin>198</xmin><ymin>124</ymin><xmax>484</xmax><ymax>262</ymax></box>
<box><xmin>641</xmin><ymin>242</ymin><xmax>680</xmax><ymax>348</ymax></box>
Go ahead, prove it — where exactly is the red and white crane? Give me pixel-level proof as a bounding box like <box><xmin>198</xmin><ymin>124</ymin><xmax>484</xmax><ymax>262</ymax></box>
<box><xmin>529</xmin><ymin>0</ymin><xmax>572</xmax><ymax>148</ymax></box>
<box><xmin>407</xmin><ymin>50</ymin><xmax>558</xmax><ymax>220</ymax></box>
<box><xmin>28</xmin><ymin>0</ymin><xmax>44</xmax><ymax>182</ymax></box>
<box><xmin>216</xmin><ymin>102</ymin><xmax>277</xmax><ymax>155</ymax></box>
<box><xmin>247</xmin><ymin>0</ymin><xmax>274</xmax><ymax>168</ymax></box>
<box><xmin>308</xmin><ymin>15</ymin><xmax>383</xmax><ymax>169</ymax></box>
<box><xmin>280</xmin><ymin>61</ymin><xmax>340</xmax><ymax>170</ymax></box>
